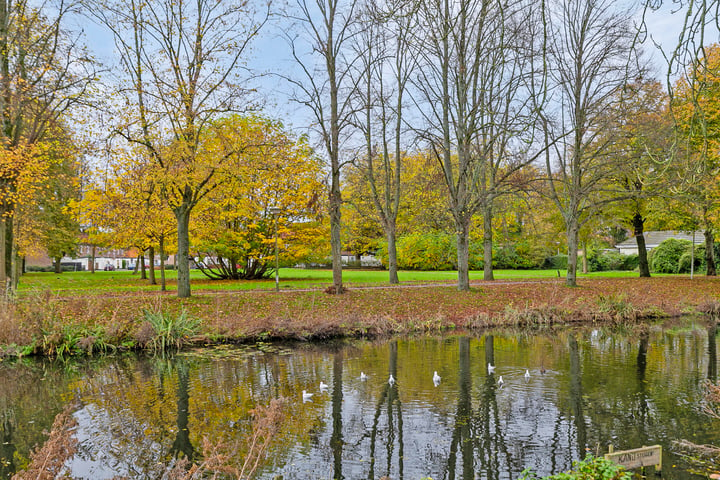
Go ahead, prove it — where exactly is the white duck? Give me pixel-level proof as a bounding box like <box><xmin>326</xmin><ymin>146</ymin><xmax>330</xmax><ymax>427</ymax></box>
<box><xmin>487</xmin><ymin>363</ymin><xmax>496</xmax><ymax>374</ymax></box>
<box><xmin>360</xmin><ymin>372</ymin><xmax>368</xmax><ymax>381</ymax></box>
<box><xmin>433</xmin><ymin>371</ymin><xmax>441</xmax><ymax>386</ymax></box>
<box><xmin>497</xmin><ymin>375</ymin><xmax>504</xmax><ymax>386</ymax></box>
<box><xmin>319</xmin><ymin>381</ymin><xmax>329</xmax><ymax>392</ymax></box>
<box><xmin>524</xmin><ymin>369</ymin><xmax>530</xmax><ymax>380</ymax></box>
<box><xmin>302</xmin><ymin>390</ymin><xmax>313</xmax><ymax>402</ymax></box>
<box><xmin>388</xmin><ymin>374</ymin><xmax>396</xmax><ymax>386</ymax></box>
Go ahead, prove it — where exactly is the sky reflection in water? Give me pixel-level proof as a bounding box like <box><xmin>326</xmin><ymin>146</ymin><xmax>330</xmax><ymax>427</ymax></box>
<box><xmin>1</xmin><ymin>321</ymin><xmax>719</xmax><ymax>479</ymax></box>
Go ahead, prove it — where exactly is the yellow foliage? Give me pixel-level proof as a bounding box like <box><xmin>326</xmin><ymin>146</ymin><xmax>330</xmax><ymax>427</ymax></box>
<box><xmin>192</xmin><ymin>115</ymin><xmax>328</xmax><ymax>273</ymax></box>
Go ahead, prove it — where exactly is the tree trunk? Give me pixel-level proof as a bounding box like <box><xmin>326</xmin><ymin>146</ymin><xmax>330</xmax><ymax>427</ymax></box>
<box><xmin>90</xmin><ymin>245</ymin><xmax>96</xmax><ymax>273</ymax></box>
<box><xmin>53</xmin><ymin>257</ymin><xmax>62</xmax><ymax>274</ymax></box>
<box><xmin>456</xmin><ymin>220</ymin><xmax>471</xmax><ymax>291</ymax></box>
<box><xmin>148</xmin><ymin>246</ymin><xmax>156</xmax><ymax>284</ymax></box>
<box><xmin>386</xmin><ymin>224</ymin><xmax>399</xmax><ymax>284</ymax></box>
<box><xmin>175</xmin><ymin>206</ymin><xmax>192</xmax><ymax>298</ymax></box>
<box><xmin>632</xmin><ymin>213</ymin><xmax>651</xmax><ymax>277</ymax></box>
<box><xmin>0</xmin><ymin>216</ymin><xmax>6</xmax><ymax>292</ymax></box>
<box><xmin>705</xmin><ymin>228</ymin><xmax>716</xmax><ymax>276</ymax></box>
<box><xmin>0</xmin><ymin>214</ymin><xmax>13</xmax><ymax>293</ymax></box>
<box><xmin>11</xmin><ymin>233</ymin><xmax>19</xmax><ymax>290</ymax></box>
<box><xmin>329</xmin><ymin>187</ymin><xmax>343</xmax><ymax>293</ymax></box>
<box><xmin>139</xmin><ymin>253</ymin><xmax>146</xmax><ymax>280</ymax></box>
<box><xmin>482</xmin><ymin>205</ymin><xmax>494</xmax><ymax>281</ymax></box>
<box><xmin>159</xmin><ymin>235</ymin><xmax>166</xmax><ymax>291</ymax></box>
<box><xmin>133</xmin><ymin>255</ymin><xmax>139</xmax><ymax>274</ymax></box>
<box><xmin>566</xmin><ymin>219</ymin><xmax>579</xmax><ymax>287</ymax></box>
<box><xmin>581</xmin><ymin>239</ymin><xmax>588</xmax><ymax>274</ymax></box>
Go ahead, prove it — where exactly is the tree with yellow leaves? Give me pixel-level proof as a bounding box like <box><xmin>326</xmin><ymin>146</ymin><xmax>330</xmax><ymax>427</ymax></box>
<box><xmin>0</xmin><ymin>0</ymin><xmax>95</xmax><ymax>292</ymax></box>
<box><xmin>74</xmin><ymin>150</ymin><xmax>176</xmax><ymax>290</ymax></box>
<box><xmin>192</xmin><ymin>115</ymin><xmax>326</xmax><ymax>280</ymax></box>
<box><xmin>16</xmin><ymin>121</ymin><xmax>83</xmax><ymax>274</ymax></box>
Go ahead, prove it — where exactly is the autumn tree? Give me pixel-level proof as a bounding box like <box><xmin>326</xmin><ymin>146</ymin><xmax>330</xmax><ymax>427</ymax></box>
<box><xmin>0</xmin><ymin>0</ymin><xmax>95</xmax><ymax>292</ymax></box>
<box><xmin>16</xmin><ymin>122</ymin><xmax>82</xmax><ymax>274</ymax></box>
<box><xmin>670</xmin><ymin>44</ymin><xmax>720</xmax><ymax>276</ymax></box>
<box><xmin>542</xmin><ymin>0</ymin><xmax>645</xmax><ymax>286</ymax></box>
<box><xmin>74</xmin><ymin>152</ymin><xmax>176</xmax><ymax>289</ymax></box>
<box><xmin>603</xmin><ymin>79</ymin><xmax>673</xmax><ymax>277</ymax></box>
<box><xmin>192</xmin><ymin>115</ymin><xmax>326</xmax><ymax>280</ymax></box>
<box><xmin>88</xmin><ymin>0</ymin><xmax>268</xmax><ymax>297</ymax></box>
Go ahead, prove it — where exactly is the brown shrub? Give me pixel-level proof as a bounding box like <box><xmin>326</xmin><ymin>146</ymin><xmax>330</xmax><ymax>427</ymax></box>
<box><xmin>12</xmin><ymin>404</ymin><xmax>78</xmax><ymax>480</ymax></box>
<box><xmin>133</xmin><ymin>321</ymin><xmax>156</xmax><ymax>347</ymax></box>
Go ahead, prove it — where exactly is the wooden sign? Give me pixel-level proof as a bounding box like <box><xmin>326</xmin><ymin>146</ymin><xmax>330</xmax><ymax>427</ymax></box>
<box><xmin>605</xmin><ymin>445</ymin><xmax>662</xmax><ymax>472</ymax></box>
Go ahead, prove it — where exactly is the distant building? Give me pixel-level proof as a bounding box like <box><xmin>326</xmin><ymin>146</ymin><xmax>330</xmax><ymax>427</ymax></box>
<box><xmin>25</xmin><ymin>243</ymin><xmax>175</xmax><ymax>271</ymax></box>
<box><xmin>615</xmin><ymin>231</ymin><xmax>705</xmax><ymax>256</ymax></box>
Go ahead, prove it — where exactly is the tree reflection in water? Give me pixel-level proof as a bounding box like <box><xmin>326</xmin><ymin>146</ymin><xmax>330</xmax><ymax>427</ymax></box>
<box><xmin>367</xmin><ymin>340</ymin><xmax>404</xmax><ymax>480</ymax></box>
<box><xmin>1</xmin><ymin>323</ymin><xmax>720</xmax><ymax>480</ymax></box>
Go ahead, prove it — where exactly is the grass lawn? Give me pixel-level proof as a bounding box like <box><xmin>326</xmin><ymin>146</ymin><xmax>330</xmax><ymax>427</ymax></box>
<box><xmin>17</xmin><ymin>267</ymin><xmax>649</xmax><ymax>296</ymax></box>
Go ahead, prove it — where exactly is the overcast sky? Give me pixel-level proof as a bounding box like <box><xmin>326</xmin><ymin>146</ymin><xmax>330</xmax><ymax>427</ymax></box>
<box><xmin>74</xmin><ymin>1</ymin><xmax>712</xmax><ymax>134</ymax></box>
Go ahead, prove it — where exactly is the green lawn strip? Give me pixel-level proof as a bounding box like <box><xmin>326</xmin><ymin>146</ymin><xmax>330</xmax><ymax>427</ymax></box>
<box><xmin>17</xmin><ymin>268</ymin><xmax>670</xmax><ymax>297</ymax></box>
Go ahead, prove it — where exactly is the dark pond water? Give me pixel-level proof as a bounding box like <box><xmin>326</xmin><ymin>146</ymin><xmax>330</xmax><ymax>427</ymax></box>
<box><xmin>1</xmin><ymin>320</ymin><xmax>719</xmax><ymax>479</ymax></box>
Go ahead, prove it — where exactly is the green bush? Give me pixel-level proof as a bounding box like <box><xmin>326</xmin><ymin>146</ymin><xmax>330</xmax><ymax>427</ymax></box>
<box><xmin>621</xmin><ymin>253</ymin><xmax>639</xmax><ymax>271</ymax></box>
<box><xmin>493</xmin><ymin>241</ymin><xmax>546</xmax><ymax>269</ymax></box>
<box><xmin>587</xmin><ymin>250</ymin><xmax>637</xmax><ymax>272</ymax></box>
<box><xmin>678</xmin><ymin>245</ymin><xmax>705</xmax><ymax>273</ymax></box>
<box><xmin>142</xmin><ymin>307</ymin><xmax>201</xmax><ymax>352</ymax></box>
<box><xmin>520</xmin><ymin>454</ymin><xmax>631</xmax><ymax>480</ymax></box>
<box><xmin>387</xmin><ymin>232</ymin><xmax>484</xmax><ymax>271</ymax></box>
<box><xmin>542</xmin><ymin>254</ymin><xmax>568</xmax><ymax>270</ymax></box>
<box><xmin>649</xmin><ymin>238</ymin><xmax>691</xmax><ymax>273</ymax></box>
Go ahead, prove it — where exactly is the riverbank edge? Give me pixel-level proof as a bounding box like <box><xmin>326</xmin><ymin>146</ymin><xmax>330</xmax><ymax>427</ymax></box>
<box><xmin>1</xmin><ymin>277</ymin><xmax>719</xmax><ymax>358</ymax></box>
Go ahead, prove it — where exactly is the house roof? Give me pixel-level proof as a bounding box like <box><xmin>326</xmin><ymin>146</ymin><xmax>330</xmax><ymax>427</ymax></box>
<box><xmin>616</xmin><ymin>230</ymin><xmax>706</xmax><ymax>249</ymax></box>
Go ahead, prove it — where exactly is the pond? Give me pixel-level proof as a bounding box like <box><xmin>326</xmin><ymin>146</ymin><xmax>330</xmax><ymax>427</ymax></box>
<box><xmin>1</xmin><ymin>319</ymin><xmax>719</xmax><ymax>479</ymax></box>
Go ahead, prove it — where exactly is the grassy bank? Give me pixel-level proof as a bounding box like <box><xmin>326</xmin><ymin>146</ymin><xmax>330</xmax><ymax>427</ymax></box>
<box><xmin>2</xmin><ymin>273</ymin><xmax>719</xmax><ymax>357</ymax></box>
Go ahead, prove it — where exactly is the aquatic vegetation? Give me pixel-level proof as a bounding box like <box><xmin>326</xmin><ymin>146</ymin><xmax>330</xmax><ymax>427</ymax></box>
<box><xmin>520</xmin><ymin>454</ymin><xmax>631</xmax><ymax>480</ymax></box>
<box><xmin>142</xmin><ymin>306</ymin><xmax>201</xmax><ymax>352</ymax></box>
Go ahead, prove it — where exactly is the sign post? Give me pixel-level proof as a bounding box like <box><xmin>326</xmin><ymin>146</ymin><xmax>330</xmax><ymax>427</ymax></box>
<box><xmin>605</xmin><ymin>445</ymin><xmax>662</xmax><ymax>474</ymax></box>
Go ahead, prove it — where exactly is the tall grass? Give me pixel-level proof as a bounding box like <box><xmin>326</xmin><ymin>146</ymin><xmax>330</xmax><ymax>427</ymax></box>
<box><xmin>142</xmin><ymin>307</ymin><xmax>201</xmax><ymax>352</ymax></box>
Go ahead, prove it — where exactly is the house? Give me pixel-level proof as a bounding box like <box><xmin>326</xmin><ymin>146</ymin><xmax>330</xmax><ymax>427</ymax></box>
<box><xmin>615</xmin><ymin>231</ymin><xmax>706</xmax><ymax>256</ymax></box>
<box><xmin>56</xmin><ymin>244</ymin><xmax>141</xmax><ymax>271</ymax></box>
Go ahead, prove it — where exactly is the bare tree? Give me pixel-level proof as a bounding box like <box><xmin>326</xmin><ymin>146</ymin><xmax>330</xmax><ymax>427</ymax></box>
<box><xmin>352</xmin><ymin>0</ymin><xmax>417</xmax><ymax>284</ymax></box>
<box><xmin>0</xmin><ymin>0</ymin><xmax>95</xmax><ymax>293</ymax></box>
<box><xmin>87</xmin><ymin>0</ymin><xmax>268</xmax><ymax>298</ymax></box>
<box><xmin>411</xmin><ymin>0</ymin><xmax>543</xmax><ymax>290</ymax></box>
<box><xmin>542</xmin><ymin>0</ymin><xmax>644</xmax><ymax>287</ymax></box>
<box><xmin>285</xmin><ymin>0</ymin><xmax>360</xmax><ymax>293</ymax></box>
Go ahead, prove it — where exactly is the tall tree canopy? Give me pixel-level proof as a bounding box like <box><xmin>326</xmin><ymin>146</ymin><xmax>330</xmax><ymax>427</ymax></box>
<box><xmin>88</xmin><ymin>0</ymin><xmax>268</xmax><ymax>297</ymax></box>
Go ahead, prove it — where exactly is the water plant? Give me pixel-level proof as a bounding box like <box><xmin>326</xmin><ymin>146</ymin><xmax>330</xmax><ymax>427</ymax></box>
<box><xmin>519</xmin><ymin>454</ymin><xmax>631</xmax><ymax>479</ymax></box>
<box><xmin>142</xmin><ymin>306</ymin><xmax>201</xmax><ymax>352</ymax></box>
<box><xmin>595</xmin><ymin>293</ymin><xmax>638</xmax><ymax>323</ymax></box>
